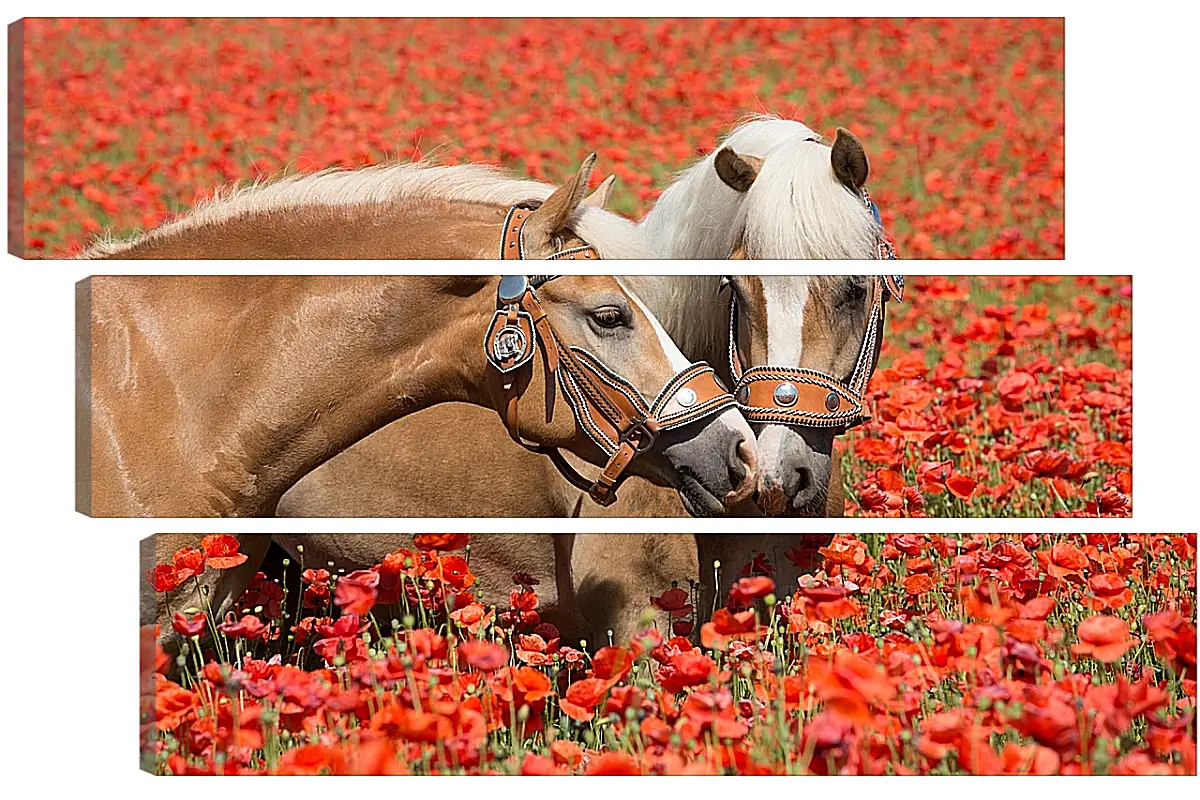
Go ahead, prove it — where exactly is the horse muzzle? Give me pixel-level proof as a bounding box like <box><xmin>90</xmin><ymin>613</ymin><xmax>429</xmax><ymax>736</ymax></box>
<box><xmin>660</xmin><ymin>406</ymin><xmax>758</xmax><ymax>517</ymax></box>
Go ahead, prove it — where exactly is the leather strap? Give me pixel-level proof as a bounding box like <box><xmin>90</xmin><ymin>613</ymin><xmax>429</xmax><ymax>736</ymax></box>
<box><xmin>728</xmin><ymin>275</ymin><xmax>904</xmax><ymax>432</ymax></box>
<box><xmin>485</xmin><ymin>276</ymin><xmax>737</xmax><ymax>505</ymax></box>
<box><xmin>500</xmin><ymin>203</ymin><xmax>600</xmax><ymax>261</ymax></box>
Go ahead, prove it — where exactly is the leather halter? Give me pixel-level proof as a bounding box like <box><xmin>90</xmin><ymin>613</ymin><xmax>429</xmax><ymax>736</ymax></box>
<box><xmin>485</xmin><ymin>274</ymin><xmax>737</xmax><ymax>506</ymax></box>
<box><xmin>727</xmin><ymin>276</ymin><xmax>904</xmax><ymax>432</ymax></box>
<box><xmin>499</xmin><ymin>203</ymin><xmax>600</xmax><ymax>261</ymax></box>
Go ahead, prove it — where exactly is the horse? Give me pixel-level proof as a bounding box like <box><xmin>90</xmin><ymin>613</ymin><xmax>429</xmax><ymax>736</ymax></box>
<box><xmin>278</xmin><ymin>121</ymin><xmax>899</xmax><ymax>523</ymax></box>
<box><xmin>78</xmin><ymin>157</ymin><xmax>759</xmax><ymax>516</ymax></box>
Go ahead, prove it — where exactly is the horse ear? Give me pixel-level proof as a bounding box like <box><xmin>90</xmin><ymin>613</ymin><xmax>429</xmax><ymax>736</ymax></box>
<box><xmin>830</xmin><ymin>127</ymin><xmax>869</xmax><ymax>191</ymax></box>
<box><xmin>524</xmin><ymin>153</ymin><xmax>597</xmax><ymax>240</ymax></box>
<box><xmin>714</xmin><ymin>147</ymin><xmax>764</xmax><ymax>193</ymax></box>
<box><xmin>582</xmin><ymin>174</ymin><xmax>616</xmax><ymax>209</ymax></box>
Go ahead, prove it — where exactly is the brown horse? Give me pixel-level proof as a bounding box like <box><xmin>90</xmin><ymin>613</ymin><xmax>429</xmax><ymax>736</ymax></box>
<box><xmin>77</xmin><ymin>158</ymin><xmax>760</xmax><ymax>517</ymax></box>
<box><xmin>80</xmin><ymin>270</ymin><xmax>759</xmax><ymax>517</ymax></box>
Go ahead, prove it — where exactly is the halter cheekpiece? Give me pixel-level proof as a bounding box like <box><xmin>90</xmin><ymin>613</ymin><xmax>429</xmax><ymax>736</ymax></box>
<box><xmin>726</xmin><ymin>275</ymin><xmax>905</xmax><ymax>432</ymax></box>
<box><xmin>487</xmin><ymin>214</ymin><xmax>737</xmax><ymax>505</ymax></box>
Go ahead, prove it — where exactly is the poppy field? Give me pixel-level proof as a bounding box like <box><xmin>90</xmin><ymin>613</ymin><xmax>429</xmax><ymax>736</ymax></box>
<box><xmin>20</xmin><ymin>17</ymin><xmax>1064</xmax><ymax>257</ymax></box>
<box><xmin>842</xmin><ymin>275</ymin><xmax>1131</xmax><ymax>518</ymax></box>
<box><xmin>141</xmin><ymin>533</ymin><xmax>1196</xmax><ymax>775</ymax></box>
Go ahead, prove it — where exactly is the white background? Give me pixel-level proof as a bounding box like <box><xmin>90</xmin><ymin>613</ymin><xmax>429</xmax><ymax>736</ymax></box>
<box><xmin>2</xmin><ymin>1</ymin><xmax>1197</xmax><ymax>792</ymax></box>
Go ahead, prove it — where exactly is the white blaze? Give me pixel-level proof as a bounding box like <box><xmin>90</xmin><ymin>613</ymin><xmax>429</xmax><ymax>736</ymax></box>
<box><xmin>617</xmin><ymin>277</ymin><xmax>691</xmax><ymax>372</ymax></box>
<box><xmin>760</xmin><ymin>276</ymin><xmax>811</xmax><ymax>366</ymax></box>
<box><xmin>758</xmin><ymin>276</ymin><xmax>813</xmax><ymax>474</ymax></box>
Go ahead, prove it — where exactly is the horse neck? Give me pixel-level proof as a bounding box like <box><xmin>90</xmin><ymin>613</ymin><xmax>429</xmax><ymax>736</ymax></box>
<box><xmin>93</xmin><ymin>198</ymin><xmax>515</xmax><ymax>259</ymax></box>
<box><xmin>621</xmin><ymin>275</ymin><xmax>729</xmax><ymax>370</ymax></box>
<box><xmin>91</xmin><ymin>276</ymin><xmax>500</xmax><ymax>515</ymax></box>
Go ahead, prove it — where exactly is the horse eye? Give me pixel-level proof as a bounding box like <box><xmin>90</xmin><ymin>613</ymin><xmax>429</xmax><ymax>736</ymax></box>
<box><xmin>590</xmin><ymin>307</ymin><xmax>626</xmax><ymax>329</ymax></box>
<box><xmin>838</xmin><ymin>281</ymin><xmax>869</xmax><ymax>309</ymax></box>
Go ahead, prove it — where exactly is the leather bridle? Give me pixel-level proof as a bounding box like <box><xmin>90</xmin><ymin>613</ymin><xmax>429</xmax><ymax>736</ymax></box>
<box><xmin>721</xmin><ymin>162</ymin><xmax>902</xmax><ymax>432</ymax></box>
<box><xmin>499</xmin><ymin>202</ymin><xmax>600</xmax><ymax>261</ymax></box>
<box><xmin>726</xmin><ymin>275</ymin><xmax>904</xmax><ymax>432</ymax></box>
<box><xmin>488</xmin><ymin>215</ymin><xmax>738</xmax><ymax>505</ymax></box>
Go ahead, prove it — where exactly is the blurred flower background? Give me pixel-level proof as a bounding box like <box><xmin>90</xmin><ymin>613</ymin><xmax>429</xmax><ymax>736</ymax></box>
<box><xmin>21</xmin><ymin>17</ymin><xmax>1063</xmax><ymax>257</ymax></box>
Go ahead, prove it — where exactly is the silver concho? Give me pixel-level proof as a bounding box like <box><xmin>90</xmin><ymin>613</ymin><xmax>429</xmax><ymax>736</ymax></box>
<box><xmin>773</xmin><ymin>382</ymin><xmax>799</xmax><ymax>407</ymax></box>
<box><xmin>498</xmin><ymin>275</ymin><xmax>529</xmax><ymax>304</ymax></box>
<box><xmin>675</xmin><ymin>387</ymin><xmax>698</xmax><ymax>408</ymax></box>
<box><xmin>494</xmin><ymin>326</ymin><xmax>528</xmax><ymax>362</ymax></box>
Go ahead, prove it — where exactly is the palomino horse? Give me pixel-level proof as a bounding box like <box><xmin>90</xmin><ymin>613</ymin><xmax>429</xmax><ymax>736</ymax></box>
<box><xmin>78</xmin><ymin>157</ymin><xmax>758</xmax><ymax>516</ymax></box>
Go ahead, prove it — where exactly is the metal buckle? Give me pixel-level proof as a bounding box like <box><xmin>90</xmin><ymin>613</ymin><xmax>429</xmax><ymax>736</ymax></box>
<box><xmin>622</xmin><ymin>419</ymin><xmax>659</xmax><ymax>453</ymax></box>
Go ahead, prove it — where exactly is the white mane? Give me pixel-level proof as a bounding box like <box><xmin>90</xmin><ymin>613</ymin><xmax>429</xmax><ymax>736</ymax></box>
<box><xmin>740</xmin><ymin>134</ymin><xmax>882</xmax><ymax>259</ymax></box>
<box><xmin>637</xmin><ymin>115</ymin><xmax>881</xmax><ymax>259</ymax></box>
<box><xmin>78</xmin><ymin>161</ymin><xmax>649</xmax><ymax>259</ymax></box>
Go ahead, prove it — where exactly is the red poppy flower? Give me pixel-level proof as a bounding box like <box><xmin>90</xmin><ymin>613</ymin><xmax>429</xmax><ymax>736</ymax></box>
<box><xmin>511</xmin><ymin>665</ymin><xmax>553</xmax><ymax>702</ymax></box>
<box><xmin>559</xmin><ymin>677</ymin><xmax>608</xmax><ymax>722</ymax></box>
<box><xmin>945</xmin><ymin>472</ymin><xmax>977</xmax><ymax>501</ymax></box>
<box><xmin>302</xmin><ymin>582</ymin><xmax>330</xmax><ymax>608</ymax></box>
<box><xmin>807</xmin><ymin>650</ymin><xmax>895</xmax><ymax>725</ymax></box>
<box><xmin>700</xmin><ymin>608</ymin><xmax>758</xmax><ymax>650</ymax></box>
<box><xmin>147</xmin><ymin>564</ymin><xmax>180</xmax><ymax>593</ymax></box>
<box><xmin>154</xmin><ymin>675</ymin><xmax>200</xmax><ymax>731</ymax></box>
<box><xmin>658</xmin><ymin>650</ymin><xmax>716</xmax><ymax>693</ymax></box>
<box><xmin>592</xmin><ymin>646</ymin><xmax>633</xmax><ymax>686</ymax></box>
<box><xmin>172</xmin><ymin>547</ymin><xmax>206</xmax><ymax>581</ymax></box>
<box><xmin>997</xmin><ymin>370</ymin><xmax>1036</xmax><ymax>407</ymax></box>
<box><xmin>521</xmin><ymin>754</ymin><xmax>563</xmax><ymax>776</ymax></box>
<box><xmin>1071</xmin><ymin>615</ymin><xmax>1137</xmax><ymax>663</ymax></box>
<box><xmin>172</xmin><ymin>611</ymin><xmax>207</xmax><ymax>638</ymax></box>
<box><xmin>450</xmin><ymin>602</ymin><xmax>494</xmax><ymax>635</ymax></box>
<box><xmin>200</xmin><ymin>534</ymin><xmax>248</xmax><ymax>569</ymax></box>
<box><xmin>649</xmin><ymin>586</ymin><xmax>692</xmax><ymax>615</ymax></box>
<box><xmin>1142</xmin><ymin>611</ymin><xmax>1197</xmax><ymax>677</ymax></box>
<box><xmin>1084</xmin><ymin>572</ymin><xmax>1134</xmax><ymax>610</ymax></box>
<box><xmin>412</xmin><ymin>533</ymin><xmax>470</xmax><ymax>551</ymax></box>
<box><xmin>302</xmin><ymin>568</ymin><xmax>330</xmax><ymax>584</ymax></box>
<box><xmin>585</xmin><ymin>752</ymin><xmax>641</xmax><ymax>776</ymax></box>
<box><xmin>728</xmin><ymin>576</ymin><xmax>775</xmax><ymax>607</ymax></box>
<box><xmin>550</xmin><ymin>739</ymin><xmax>583</xmax><ymax>769</ymax></box>
<box><xmin>904</xmin><ymin>574</ymin><xmax>935</xmax><ymax>596</ymax></box>
<box><xmin>458</xmin><ymin>640</ymin><xmax>508</xmax><ymax>671</ymax></box>
<box><xmin>1036</xmin><ymin>543</ymin><xmax>1089</xmax><ymax>581</ymax></box>
<box><xmin>512</xmin><ymin>571</ymin><xmax>539</xmax><ymax>588</ymax></box>
<box><xmin>334</xmin><ymin>570</ymin><xmax>379</xmax><ymax>616</ymax></box>
<box><xmin>217</xmin><ymin>613</ymin><xmax>268</xmax><ymax>640</ymax></box>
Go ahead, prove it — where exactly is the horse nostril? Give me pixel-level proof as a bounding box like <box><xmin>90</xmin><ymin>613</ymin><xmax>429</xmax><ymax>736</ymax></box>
<box><xmin>795</xmin><ymin>465</ymin><xmax>813</xmax><ymax>493</ymax></box>
<box><xmin>724</xmin><ymin>438</ymin><xmax>758</xmax><ymax>507</ymax></box>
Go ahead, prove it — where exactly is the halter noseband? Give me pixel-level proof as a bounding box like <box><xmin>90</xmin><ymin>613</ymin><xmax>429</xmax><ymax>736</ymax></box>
<box><xmin>726</xmin><ymin>275</ymin><xmax>904</xmax><ymax>432</ymax></box>
<box><xmin>485</xmin><ymin>273</ymin><xmax>737</xmax><ymax>506</ymax></box>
